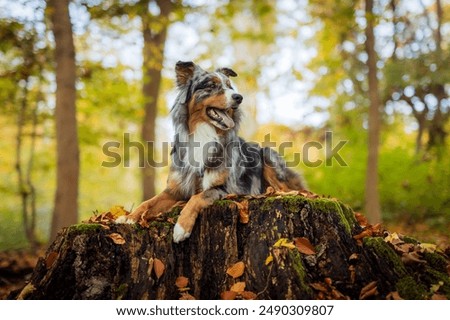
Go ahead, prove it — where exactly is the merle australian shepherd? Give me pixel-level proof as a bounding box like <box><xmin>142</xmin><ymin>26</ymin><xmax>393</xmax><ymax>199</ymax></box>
<box><xmin>118</xmin><ymin>61</ymin><xmax>305</xmax><ymax>242</ymax></box>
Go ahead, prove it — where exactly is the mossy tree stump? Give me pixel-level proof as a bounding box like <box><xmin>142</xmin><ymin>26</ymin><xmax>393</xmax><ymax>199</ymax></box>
<box><xmin>16</xmin><ymin>195</ymin><xmax>450</xmax><ymax>300</ymax></box>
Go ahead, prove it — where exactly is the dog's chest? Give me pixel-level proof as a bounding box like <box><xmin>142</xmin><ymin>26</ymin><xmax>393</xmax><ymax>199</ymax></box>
<box><xmin>188</xmin><ymin>123</ymin><xmax>222</xmax><ymax>170</ymax></box>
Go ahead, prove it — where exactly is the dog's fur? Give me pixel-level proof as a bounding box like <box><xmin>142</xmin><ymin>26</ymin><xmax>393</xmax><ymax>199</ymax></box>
<box><xmin>118</xmin><ymin>61</ymin><xmax>305</xmax><ymax>242</ymax></box>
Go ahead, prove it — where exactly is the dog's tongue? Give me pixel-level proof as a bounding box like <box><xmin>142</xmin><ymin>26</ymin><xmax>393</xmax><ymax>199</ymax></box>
<box><xmin>215</xmin><ymin>108</ymin><xmax>235</xmax><ymax>129</ymax></box>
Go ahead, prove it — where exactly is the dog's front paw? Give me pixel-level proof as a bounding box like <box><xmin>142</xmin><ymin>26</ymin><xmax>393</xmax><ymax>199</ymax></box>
<box><xmin>173</xmin><ymin>222</ymin><xmax>191</xmax><ymax>243</ymax></box>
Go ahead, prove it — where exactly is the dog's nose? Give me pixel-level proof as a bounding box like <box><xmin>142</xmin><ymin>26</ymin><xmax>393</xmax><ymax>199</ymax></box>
<box><xmin>232</xmin><ymin>93</ymin><xmax>243</xmax><ymax>105</ymax></box>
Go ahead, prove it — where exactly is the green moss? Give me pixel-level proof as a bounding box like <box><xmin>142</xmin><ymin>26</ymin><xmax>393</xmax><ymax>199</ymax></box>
<box><xmin>424</xmin><ymin>267</ymin><xmax>450</xmax><ymax>297</ymax></box>
<box><xmin>114</xmin><ymin>283</ymin><xmax>129</xmax><ymax>299</ymax></box>
<box><xmin>311</xmin><ymin>198</ymin><xmax>355</xmax><ymax>234</ymax></box>
<box><xmin>423</xmin><ymin>252</ymin><xmax>448</xmax><ymax>273</ymax></box>
<box><xmin>214</xmin><ymin>199</ymin><xmax>235</xmax><ymax>207</ymax></box>
<box><xmin>396</xmin><ymin>276</ymin><xmax>428</xmax><ymax>299</ymax></box>
<box><xmin>288</xmin><ymin>250</ymin><xmax>312</xmax><ymax>296</ymax></box>
<box><xmin>363</xmin><ymin>237</ymin><xmax>407</xmax><ymax>276</ymax></box>
<box><xmin>402</xmin><ymin>235</ymin><xmax>419</xmax><ymax>244</ymax></box>
<box><xmin>67</xmin><ymin>223</ymin><xmax>103</xmax><ymax>234</ymax></box>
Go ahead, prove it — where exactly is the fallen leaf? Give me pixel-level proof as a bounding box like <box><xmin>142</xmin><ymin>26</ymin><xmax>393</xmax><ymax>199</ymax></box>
<box><xmin>224</xmin><ymin>194</ymin><xmax>238</xmax><ymax>200</ymax></box>
<box><xmin>175</xmin><ymin>276</ymin><xmax>189</xmax><ymax>288</ymax></box>
<box><xmin>310</xmin><ymin>283</ymin><xmax>328</xmax><ymax>292</ymax></box>
<box><xmin>349</xmin><ymin>253</ymin><xmax>359</xmax><ymax>263</ymax></box>
<box><xmin>226</xmin><ymin>261</ymin><xmax>245</xmax><ymax>278</ymax></box>
<box><xmin>384</xmin><ymin>232</ymin><xmax>404</xmax><ymax>245</ymax></box>
<box><xmin>221</xmin><ymin>291</ymin><xmax>237</xmax><ymax>300</ymax></box>
<box><xmin>348</xmin><ymin>265</ymin><xmax>356</xmax><ymax>283</ymax></box>
<box><xmin>419</xmin><ymin>243</ymin><xmax>437</xmax><ymax>253</ymax></box>
<box><xmin>110</xmin><ymin>205</ymin><xmax>127</xmax><ymax>218</ymax></box>
<box><xmin>235</xmin><ymin>200</ymin><xmax>249</xmax><ymax>224</ymax></box>
<box><xmin>431</xmin><ymin>293</ymin><xmax>447</xmax><ymax>300</ymax></box>
<box><xmin>273</xmin><ymin>238</ymin><xmax>296</xmax><ymax>249</ymax></box>
<box><xmin>359</xmin><ymin>281</ymin><xmax>378</xmax><ymax>299</ymax></box>
<box><xmin>153</xmin><ymin>258</ymin><xmax>165</xmax><ymax>279</ymax></box>
<box><xmin>353</xmin><ymin>229</ymin><xmax>372</xmax><ymax>240</ymax></box>
<box><xmin>386</xmin><ymin>291</ymin><xmax>403</xmax><ymax>300</ymax></box>
<box><xmin>354</xmin><ymin>212</ymin><xmax>368</xmax><ymax>227</ymax></box>
<box><xmin>294</xmin><ymin>237</ymin><xmax>316</xmax><ymax>255</ymax></box>
<box><xmin>401</xmin><ymin>252</ymin><xmax>426</xmax><ymax>265</ymax></box>
<box><xmin>179</xmin><ymin>293</ymin><xmax>196</xmax><ymax>300</ymax></box>
<box><xmin>265</xmin><ymin>253</ymin><xmax>273</xmax><ymax>265</ymax></box>
<box><xmin>430</xmin><ymin>281</ymin><xmax>443</xmax><ymax>294</ymax></box>
<box><xmin>107</xmin><ymin>233</ymin><xmax>126</xmax><ymax>245</ymax></box>
<box><xmin>241</xmin><ymin>291</ymin><xmax>257</xmax><ymax>300</ymax></box>
<box><xmin>230</xmin><ymin>281</ymin><xmax>246</xmax><ymax>293</ymax></box>
<box><xmin>45</xmin><ymin>252</ymin><xmax>58</xmax><ymax>269</ymax></box>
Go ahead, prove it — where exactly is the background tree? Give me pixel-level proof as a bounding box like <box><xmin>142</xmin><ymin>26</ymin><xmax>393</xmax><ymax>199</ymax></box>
<box><xmin>364</xmin><ymin>0</ymin><xmax>382</xmax><ymax>223</ymax></box>
<box><xmin>47</xmin><ymin>0</ymin><xmax>79</xmax><ymax>241</ymax></box>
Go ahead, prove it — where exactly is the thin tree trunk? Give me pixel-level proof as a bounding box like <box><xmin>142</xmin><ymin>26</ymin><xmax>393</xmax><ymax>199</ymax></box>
<box><xmin>141</xmin><ymin>0</ymin><xmax>173</xmax><ymax>200</ymax></box>
<box><xmin>47</xmin><ymin>0</ymin><xmax>79</xmax><ymax>241</ymax></box>
<box><xmin>364</xmin><ymin>0</ymin><xmax>382</xmax><ymax>224</ymax></box>
<box><xmin>15</xmin><ymin>79</ymin><xmax>37</xmax><ymax>248</ymax></box>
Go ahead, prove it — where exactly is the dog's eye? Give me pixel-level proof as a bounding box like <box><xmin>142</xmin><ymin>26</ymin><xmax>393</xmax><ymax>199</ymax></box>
<box><xmin>209</xmin><ymin>82</ymin><xmax>217</xmax><ymax>89</ymax></box>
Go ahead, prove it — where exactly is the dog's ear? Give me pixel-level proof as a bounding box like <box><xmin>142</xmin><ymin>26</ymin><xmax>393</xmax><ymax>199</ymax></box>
<box><xmin>216</xmin><ymin>67</ymin><xmax>238</xmax><ymax>78</ymax></box>
<box><xmin>175</xmin><ymin>61</ymin><xmax>196</xmax><ymax>87</ymax></box>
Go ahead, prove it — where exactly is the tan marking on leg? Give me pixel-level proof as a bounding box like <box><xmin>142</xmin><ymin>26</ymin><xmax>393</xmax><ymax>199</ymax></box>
<box><xmin>125</xmin><ymin>190</ymin><xmax>179</xmax><ymax>223</ymax></box>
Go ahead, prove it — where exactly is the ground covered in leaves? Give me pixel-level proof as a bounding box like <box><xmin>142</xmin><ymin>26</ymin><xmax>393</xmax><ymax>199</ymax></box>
<box><xmin>0</xmin><ymin>248</ymin><xmax>45</xmax><ymax>299</ymax></box>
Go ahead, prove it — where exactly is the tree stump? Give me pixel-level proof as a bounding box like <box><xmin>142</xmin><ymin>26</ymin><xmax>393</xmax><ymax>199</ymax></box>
<box><xmin>15</xmin><ymin>194</ymin><xmax>450</xmax><ymax>300</ymax></box>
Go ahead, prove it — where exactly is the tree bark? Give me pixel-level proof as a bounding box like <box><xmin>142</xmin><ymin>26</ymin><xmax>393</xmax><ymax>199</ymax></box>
<box><xmin>364</xmin><ymin>0</ymin><xmax>382</xmax><ymax>224</ymax></box>
<box><xmin>141</xmin><ymin>0</ymin><xmax>173</xmax><ymax>200</ymax></box>
<box><xmin>16</xmin><ymin>195</ymin><xmax>450</xmax><ymax>300</ymax></box>
<box><xmin>47</xmin><ymin>0</ymin><xmax>79</xmax><ymax>241</ymax></box>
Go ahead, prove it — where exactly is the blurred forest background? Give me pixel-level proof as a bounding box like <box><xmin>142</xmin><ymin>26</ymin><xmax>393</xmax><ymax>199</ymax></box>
<box><xmin>0</xmin><ymin>0</ymin><xmax>449</xmax><ymax>251</ymax></box>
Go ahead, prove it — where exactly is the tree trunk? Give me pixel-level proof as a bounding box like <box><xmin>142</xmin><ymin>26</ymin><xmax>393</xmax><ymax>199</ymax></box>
<box><xmin>16</xmin><ymin>194</ymin><xmax>450</xmax><ymax>300</ymax></box>
<box><xmin>47</xmin><ymin>0</ymin><xmax>79</xmax><ymax>241</ymax></box>
<box><xmin>364</xmin><ymin>0</ymin><xmax>382</xmax><ymax>224</ymax></box>
<box><xmin>141</xmin><ymin>0</ymin><xmax>173</xmax><ymax>200</ymax></box>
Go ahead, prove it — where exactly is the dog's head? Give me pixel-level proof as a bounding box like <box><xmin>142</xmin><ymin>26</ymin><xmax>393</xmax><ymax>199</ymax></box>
<box><xmin>173</xmin><ymin>61</ymin><xmax>243</xmax><ymax>133</ymax></box>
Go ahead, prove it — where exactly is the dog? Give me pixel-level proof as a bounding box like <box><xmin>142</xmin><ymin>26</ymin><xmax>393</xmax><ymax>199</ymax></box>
<box><xmin>117</xmin><ymin>61</ymin><xmax>305</xmax><ymax>242</ymax></box>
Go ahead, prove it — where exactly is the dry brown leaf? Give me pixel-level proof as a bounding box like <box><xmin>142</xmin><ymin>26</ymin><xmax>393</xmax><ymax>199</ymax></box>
<box><xmin>348</xmin><ymin>265</ymin><xmax>356</xmax><ymax>283</ymax></box>
<box><xmin>236</xmin><ymin>200</ymin><xmax>249</xmax><ymax>224</ymax></box>
<box><xmin>353</xmin><ymin>229</ymin><xmax>372</xmax><ymax>240</ymax></box>
<box><xmin>294</xmin><ymin>237</ymin><xmax>316</xmax><ymax>255</ymax></box>
<box><xmin>431</xmin><ymin>293</ymin><xmax>447</xmax><ymax>300</ymax></box>
<box><xmin>401</xmin><ymin>252</ymin><xmax>426</xmax><ymax>265</ymax></box>
<box><xmin>179</xmin><ymin>293</ymin><xmax>196</xmax><ymax>300</ymax></box>
<box><xmin>331</xmin><ymin>288</ymin><xmax>348</xmax><ymax>299</ymax></box>
<box><xmin>224</xmin><ymin>193</ymin><xmax>238</xmax><ymax>200</ymax></box>
<box><xmin>227</xmin><ymin>261</ymin><xmax>245</xmax><ymax>278</ymax></box>
<box><xmin>359</xmin><ymin>281</ymin><xmax>378</xmax><ymax>299</ymax></box>
<box><xmin>107</xmin><ymin>233</ymin><xmax>126</xmax><ymax>245</ymax></box>
<box><xmin>221</xmin><ymin>291</ymin><xmax>237</xmax><ymax>300</ymax></box>
<box><xmin>354</xmin><ymin>212</ymin><xmax>368</xmax><ymax>227</ymax></box>
<box><xmin>349</xmin><ymin>253</ymin><xmax>359</xmax><ymax>263</ymax></box>
<box><xmin>230</xmin><ymin>281</ymin><xmax>246</xmax><ymax>293</ymax></box>
<box><xmin>153</xmin><ymin>258</ymin><xmax>165</xmax><ymax>279</ymax></box>
<box><xmin>45</xmin><ymin>252</ymin><xmax>58</xmax><ymax>269</ymax></box>
<box><xmin>175</xmin><ymin>276</ymin><xmax>189</xmax><ymax>288</ymax></box>
<box><xmin>386</xmin><ymin>291</ymin><xmax>404</xmax><ymax>300</ymax></box>
<box><xmin>241</xmin><ymin>291</ymin><xmax>257</xmax><ymax>300</ymax></box>
<box><xmin>310</xmin><ymin>283</ymin><xmax>328</xmax><ymax>292</ymax></box>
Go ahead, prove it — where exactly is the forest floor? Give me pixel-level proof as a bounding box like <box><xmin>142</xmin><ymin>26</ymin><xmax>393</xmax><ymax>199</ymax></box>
<box><xmin>0</xmin><ymin>247</ymin><xmax>45</xmax><ymax>300</ymax></box>
<box><xmin>0</xmin><ymin>222</ymin><xmax>448</xmax><ymax>300</ymax></box>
